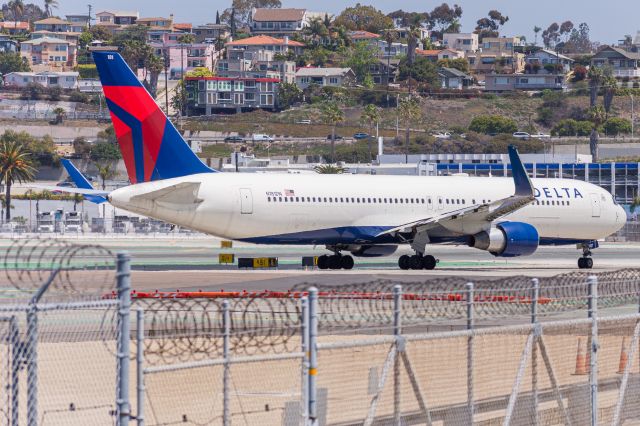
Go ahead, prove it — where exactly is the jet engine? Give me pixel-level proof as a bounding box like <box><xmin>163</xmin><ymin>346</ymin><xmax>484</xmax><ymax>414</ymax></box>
<box><xmin>468</xmin><ymin>222</ymin><xmax>539</xmax><ymax>257</ymax></box>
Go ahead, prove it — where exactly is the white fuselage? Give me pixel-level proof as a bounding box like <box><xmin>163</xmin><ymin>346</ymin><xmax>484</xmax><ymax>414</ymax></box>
<box><xmin>109</xmin><ymin>173</ymin><xmax>625</xmax><ymax>247</ymax></box>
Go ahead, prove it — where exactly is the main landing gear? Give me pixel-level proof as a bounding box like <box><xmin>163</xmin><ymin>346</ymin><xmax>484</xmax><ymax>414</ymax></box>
<box><xmin>398</xmin><ymin>253</ymin><xmax>437</xmax><ymax>270</ymax></box>
<box><xmin>578</xmin><ymin>243</ymin><xmax>594</xmax><ymax>269</ymax></box>
<box><xmin>317</xmin><ymin>253</ymin><xmax>354</xmax><ymax>270</ymax></box>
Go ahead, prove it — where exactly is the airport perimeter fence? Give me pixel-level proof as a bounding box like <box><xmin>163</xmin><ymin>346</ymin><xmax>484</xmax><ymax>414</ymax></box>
<box><xmin>0</xmin><ymin>238</ymin><xmax>134</xmax><ymax>426</ymax></box>
<box><xmin>135</xmin><ymin>271</ymin><xmax>640</xmax><ymax>426</ymax></box>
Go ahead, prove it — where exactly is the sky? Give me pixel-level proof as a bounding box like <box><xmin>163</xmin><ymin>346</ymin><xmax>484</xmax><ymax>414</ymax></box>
<box><xmin>58</xmin><ymin>0</ymin><xmax>638</xmax><ymax>45</ymax></box>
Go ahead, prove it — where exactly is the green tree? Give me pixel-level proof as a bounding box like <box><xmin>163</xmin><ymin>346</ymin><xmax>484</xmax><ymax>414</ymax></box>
<box><xmin>475</xmin><ymin>10</ymin><xmax>509</xmax><ymax>40</ymax></box>
<box><xmin>428</xmin><ymin>3</ymin><xmax>463</xmax><ymax>38</ymax></box>
<box><xmin>320</xmin><ymin>101</ymin><xmax>345</xmax><ymax>163</ymax></box>
<box><xmin>361</xmin><ymin>104</ymin><xmax>381</xmax><ymax>162</ymax></box>
<box><xmin>91</xmin><ymin>141</ymin><xmax>121</xmax><ymax>162</ymax></box>
<box><xmin>533</xmin><ymin>26</ymin><xmax>542</xmax><ymax>46</ymax></box>
<box><xmin>398</xmin><ymin>56</ymin><xmax>440</xmax><ymax>85</ymax></box>
<box><xmin>221</xmin><ymin>0</ymin><xmax>282</xmax><ymax>28</ymax></box>
<box><xmin>0</xmin><ymin>139</ymin><xmax>35</xmax><ymax>221</ymax></box>
<box><xmin>551</xmin><ymin>119</ymin><xmax>593</xmax><ymax>137</ymax></box>
<box><xmin>171</xmin><ymin>80</ymin><xmax>187</xmax><ymax>116</ymax></box>
<box><xmin>398</xmin><ymin>96</ymin><xmax>422</xmax><ymax>163</ymax></box>
<box><xmin>0</xmin><ymin>52</ymin><xmax>30</xmax><ymax>75</ymax></box>
<box><xmin>603</xmin><ymin>117</ymin><xmax>632</xmax><ymax>136</ymax></box>
<box><xmin>73</xmin><ymin>136</ymin><xmax>92</xmax><ymax>159</ymax></box>
<box><xmin>468</xmin><ymin>115</ymin><xmax>518</xmax><ymax>135</ymax></box>
<box><xmin>277</xmin><ymin>82</ymin><xmax>303</xmax><ymax>109</ymax></box>
<box><xmin>304</xmin><ymin>17</ymin><xmax>329</xmax><ymax>45</ymax></box>
<box><xmin>343</xmin><ymin>41</ymin><xmax>378</xmax><ymax>83</ymax></box>
<box><xmin>333</xmin><ymin>3</ymin><xmax>393</xmax><ymax>33</ymax></box>
<box><xmin>7</xmin><ymin>0</ymin><xmax>24</xmax><ymax>21</ymax></box>
<box><xmin>145</xmin><ymin>53</ymin><xmax>164</xmax><ymax>97</ymax></box>
<box><xmin>437</xmin><ymin>57</ymin><xmax>469</xmax><ymax>73</ymax></box>
<box><xmin>185</xmin><ymin>67</ymin><xmax>215</xmax><ymax>78</ymax></box>
<box><xmin>588</xmin><ymin>63</ymin><xmax>603</xmax><ymax>108</ymax></box>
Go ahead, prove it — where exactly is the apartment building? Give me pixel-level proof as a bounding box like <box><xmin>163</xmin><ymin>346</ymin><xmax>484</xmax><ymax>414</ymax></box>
<box><xmin>150</xmin><ymin>40</ymin><xmax>217</xmax><ymax>78</ymax></box>
<box><xmin>96</xmin><ymin>10</ymin><xmax>139</xmax><ymax>26</ymax></box>
<box><xmin>225</xmin><ymin>35</ymin><xmax>305</xmax><ymax>56</ymax></box>
<box><xmin>20</xmin><ymin>37</ymin><xmax>77</xmax><ymax>69</ymax></box>
<box><xmin>186</xmin><ymin>76</ymin><xmax>280</xmax><ymax>114</ymax></box>
<box><xmin>442</xmin><ymin>33</ymin><xmax>478</xmax><ymax>53</ymax></box>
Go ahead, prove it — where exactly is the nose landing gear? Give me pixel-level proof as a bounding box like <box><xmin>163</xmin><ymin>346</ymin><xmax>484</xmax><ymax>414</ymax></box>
<box><xmin>398</xmin><ymin>254</ymin><xmax>437</xmax><ymax>270</ymax></box>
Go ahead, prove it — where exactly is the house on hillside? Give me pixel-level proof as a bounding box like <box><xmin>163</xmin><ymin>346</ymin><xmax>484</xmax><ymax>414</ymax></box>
<box><xmin>0</xmin><ymin>21</ymin><xmax>29</xmax><ymax>35</ymax></box>
<box><xmin>4</xmin><ymin>71</ymin><xmax>79</xmax><ymax>89</ymax></box>
<box><xmin>485</xmin><ymin>73</ymin><xmax>566</xmax><ymax>92</ymax></box>
<box><xmin>225</xmin><ymin>35</ymin><xmax>305</xmax><ymax>56</ymax></box>
<box><xmin>20</xmin><ymin>37</ymin><xmax>77</xmax><ymax>69</ymax></box>
<box><xmin>348</xmin><ymin>30</ymin><xmax>379</xmax><ymax>43</ymax></box>
<box><xmin>591</xmin><ymin>46</ymin><xmax>640</xmax><ymax>79</ymax></box>
<box><xmin>525</xmin><ymin>49</ymin><xmax>574</xmax><ymax>73</ymax></box>
<box><xmin>438</xmin><ymin>67</ymin><xmax>473</xmax><ymax>89</ymax></box>
<box><xmin>294</xmin><ymin>67</ymin><xmax>355</xmax><ymax>89</ymax></box>
<box><xmin>250</xmin><ymin>8</ymin><xmax>328</xmax><ymax>37</ymax></box>
<box><xmin>415</xmin><ymin>48</ymin><xmax>462</xmax><ymax>62</ymax></box>
<box><xmin>34</xmin><ymin>17</ymin><xmax>72</xmax><ymax>33</ymax></box>
<box><xmin>443</xmin><ymin>33</ymin><xmax>478</xmax><ymax>53</ymax></box>
<box><xmin>136</xmin><ymin>16</ymin><xmax>173</xmax><ymax>30</ymax></box>
<box><xmin>0</xmin><ymin>35</ymin><xmax>18</xmax><ymax>53</ymax></box>
<box><xmin>186</xmin><ymin>76</ymin><xmax>281</xmax><ymax>114</ymax></box>
<box><xmin>65</xmin><ymin>14</ymin><xmax>91</xmax><ymax>32</ymax></box>
<box><xmin>466</xmin><ymin>36</ymin><xmax>526</xmax><ymax>75</ymax></box>
<box><xmin>96</xmin><ymin>10</ymin><xmax>139</xmax><ymax>26</ymax></box>
<box><xmin>218</xmin><ymin>49</ymin><xmax>295</xmax><ymax>83</ymax></box>
<box><xmin>369</xmin><ymin>58</ymin><xmax>400</xmax><ymax>84</ymax></box>
<box><xmin>193</xmin><ymin>24</ymin><xmax>230</xmax><ymax>43</ymax></box>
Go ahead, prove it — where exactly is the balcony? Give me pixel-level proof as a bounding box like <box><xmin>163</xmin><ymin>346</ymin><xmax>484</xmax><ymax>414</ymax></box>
<box><xmin>613</xmin><ymin>69</ymin><xmax>640</xmax><ymax>78</ymax></box>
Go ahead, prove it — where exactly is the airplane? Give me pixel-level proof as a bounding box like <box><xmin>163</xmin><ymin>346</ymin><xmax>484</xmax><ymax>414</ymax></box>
<box><xmin>43</xmin><ymin>50</ymin><xmax>626</xmax><ymax>271</ymax></box>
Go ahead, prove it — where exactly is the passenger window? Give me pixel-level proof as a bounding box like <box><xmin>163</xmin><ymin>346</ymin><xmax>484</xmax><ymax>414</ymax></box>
<box><xmin>267</xmin><ymin>197</ymin><xmax>271</xmax><ymax>202</ymax></box>
<box><xmin>324</xmin><ymin>197</ymin><xmax>327</xmax><ymax>202</ymax></box>
<box><xmin>351</xmin><ymin>198</ymin><xmax>355</xmax><ymax>202</ymax></box>
<box><xmin>384</xmin><ymin>198</ymin><xmax>388</xmax><ymax>203</ymax></box>
<box><xmin>394</xmin><ymin>198</ymin><xmax>398</xmax><ymax>203</ymax></box>
<box><xmin>373</xmin><ymin>198</ymin><xmax>376</xmax><ymax>203</ymax></box>
<box><xmin>346</xmin><ymin>198</ymin><xmax>349</xmax><ymax>203</ymax></box>
<box><xmin>472</xmin><ymin>199</ymin><xmax>476</xmax><ymax>204</ymax></box>
<box><xmin>279</xmin><ymin>197</ymin><xmax>282</xmax><ymax>202</ymax></box>
<box><xmin>378</xmin><ymin>198</ymin><xmax>382</xmax><ymax>203</ymax></box>
<box><xmin>307</xmin><ymin>197</ymin><xmax>311</xmax><ymax>202</ymax></box>
<box><xmin>295</xmin><ymin>197</ymin><xmax>299</xmax><ymax>202</ymax></box>
<box><xmin>567</xmin><ymin>201</ymin><xmax>570</xmax><ymax>206</ymax></box>
<box><xmin>446</xmin><ymin>199</ymin><xmax>449</xmax><ymax>204</ymax></box>
<box><xmin>462</xmin><ymin>200</ymin><xmax>465</xmax><ymax>205</ymax></box>
<box><xmin>312</xmin><ymin>197</ymin><xmax>316</xmax><ymax>202</ymax></box>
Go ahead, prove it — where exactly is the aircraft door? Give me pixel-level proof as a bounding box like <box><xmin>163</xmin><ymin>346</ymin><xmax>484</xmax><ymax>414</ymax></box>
<box><xmin>240</xmin><ymin>188</ymin><xmax>253</xmax><ymax>214</ymax></box>
<box><xmin>590</xmin><ymin>193</ymin><xmax>601</xmax><ymax>217</ymax></box>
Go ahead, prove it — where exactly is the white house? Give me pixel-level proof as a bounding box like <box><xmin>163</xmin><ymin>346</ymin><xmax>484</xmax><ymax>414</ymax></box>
<box><xmin>443</xmin><ymin>33</ymin><xmax>478</xmax><ymax>53</ymax></box>
<box><xmin>295</xmin><ymin>67</ymin><xmax>355</xmax><ymax>89</ymax></box>
<box><xmin>4</xmin><ymin>71</ymin><xmax>79</xmax><ymax>89</ymax></box>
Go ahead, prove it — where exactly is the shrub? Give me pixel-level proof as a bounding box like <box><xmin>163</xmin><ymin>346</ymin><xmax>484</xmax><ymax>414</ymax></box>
<box><xmin>77</xmin><ymin>64</ymin><xmax>98</xmax><ymax>79</ymax></box>
<box><xmin>572</xmin><ymin>65</ymin><xmax>587</xmax><ymax>82</ymax></box>
<box><xmin>468</xmin><ymin>115</ymin><xmax>518</xmax><ymax>135</ymax></box>
<box><xmin>603</xmin><ymin>117</ymin><xmax>632</xmax><ymax>136</ymax></box>
<box><xmin>551</xmin><ymin>119</ymin><xmax>593</xmax><ymax>137</ymax></box>
<box><xmin>69</xmin><ymin>91</ymin><xmax>89</xmax><ymax>103</ymax></box>
<box><xmin>47</xmin><ymin>86</ymin><xmax>62</xmax><ymax>101</ymax></box>
<box><xmin>20</xmin><ymin>83</ymin><xmax>43</xmax><ymax>100</ymax></box>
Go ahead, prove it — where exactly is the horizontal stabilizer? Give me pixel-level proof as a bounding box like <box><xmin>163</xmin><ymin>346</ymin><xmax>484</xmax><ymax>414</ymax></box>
<box><xmin>130</xmin><ymin>182</ymin><xmax>203</xmax><ymax>206</ymax></box>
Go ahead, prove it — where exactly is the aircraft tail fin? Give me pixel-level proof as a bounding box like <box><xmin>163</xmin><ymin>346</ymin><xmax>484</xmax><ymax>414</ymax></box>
<box><xmin>92</xmin><ymin>50</ymin><xmax>214</xmax><ymax>184</ymax></box>
<box><xmin>61</xmin><ymin>159</ymin><xmax>108</xmax><ymax>204</ymax></box>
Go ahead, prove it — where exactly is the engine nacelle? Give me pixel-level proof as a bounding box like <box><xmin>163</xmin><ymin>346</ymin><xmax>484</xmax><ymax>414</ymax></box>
<box><xmin>468</xmin><ymin>222</ymin><xmax>539</xmax><ymax>257</ymax></box>
<box><xmin>349</xmin><ymin>245</ymin><xmax>398</xmax><ymax>258</ymax></box>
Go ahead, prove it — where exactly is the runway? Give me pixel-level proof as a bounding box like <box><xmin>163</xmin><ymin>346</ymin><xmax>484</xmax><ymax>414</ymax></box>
<box><xmin>2</xmin><ymin>235</ymin><xmax>635</xmax><ymax>292</ymax></box>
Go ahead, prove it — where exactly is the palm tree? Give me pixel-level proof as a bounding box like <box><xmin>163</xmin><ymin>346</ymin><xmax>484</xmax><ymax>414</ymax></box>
<box><xmin>603</xmin><ymin>74</ymin><xmax>617</xmax><ymax>117</ymax></box>
<box><xmin>97</xmin><ymin>162</ymin><xmax>116</xmax><ymax>233</ymax></box>
<box><xmin>314</xmin><ymin>164</ymin><xmax>345</xmax><ymax>174</ymax></box>
<box><xmin>361</xmin><ymin>104</ymin><xmax>381</xmax><ymax>163</ymax></box>
<box><xmin>398</xmin><ymin>96</ymin><xmax>422</xmax><ymax>164</ymax></box>
<box><xmin>145</xmin><ymin>53</ymin><xmax>164</xmax><ymax>98</ymax></box>
<box><xmin>588</xmin><ymin>106</ymin><xmax>606</xmax><ymax>162</ymax></box>
<box><xmin>320</xmin><ymin>101</ymin><xmax>344</xmax><ymax>163</ymax></box>
<box><xmin>588</xmin><ymin>66</ymin><xmax>604</xmax><ymax>108</ymax></box>
<box><xmin>8</xmin><ymin>0</ymin><xmax>24</xmax><ymax>21</ymax></box>
<box><xmin>0</xmin><ymin>140</ymin><xmax>35</xmax><ymax>222</ymax></box>
<box><xmin>533</xmin><ymin>26</ymin><xmax>542</xmax><ymax>46</ymax></box>
<box><xmin>304</xmin><ymin>17</ymin><xmax>328</xmax><ymax>46</ymax></box>
<box><xmin>44</xmin><ymin>0</ymin><xmax>58</xmax><ymax>17</ymax></box>
<box><xmin>52</xmin><ymin>107</ymin><xmax>66</xmax><ymax>124</ymax></box>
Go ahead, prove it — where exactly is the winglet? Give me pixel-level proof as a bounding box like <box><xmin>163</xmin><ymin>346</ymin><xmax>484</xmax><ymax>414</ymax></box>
<box><xmin>508</xmin><ymin>145</ymin><xmax>534</xmax><ymax>197</ymax></box>
<box><xmin>61</xmin><ymin>159</ymin><xmax>108</xmax><ymax>204</ymax></box>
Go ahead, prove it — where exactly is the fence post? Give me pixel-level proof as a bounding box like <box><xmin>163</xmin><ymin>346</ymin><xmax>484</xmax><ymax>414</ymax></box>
<box><xmin>393</xmin><ymin>284</ymin><xmax>402</xmax><ymax>425</ymax></box>
<box><xmin>222</xmin><ymin>300</ymin><xmax>231</xmax><ymax>426</ymax></box>
<box><xmin>531</xmin><ymin>278</ymin><xmax>539</xmax><ymax>426</ymax></box>
<box><xmin>26</xmin><ymin>305</ymin><xmax>38</xmax><ymax>426</ymax></box>
<box><xmin>10</xmin><ymin>316</ymin><xmax>19</xmax><ymax>426</ymax></box>
<box><xmin>308</xmin><ymin>287</ymin><xmax>318</xmax><ymax>426</ymax></box>
<box><xmin>116</xmin><ymin>252</ymin><xmax>132</xmax><ymax>426</ymax></box>
<box><xmin>587</xmin><ymin>275</ymin><xmax>598</xmax><ymax>426</ymax></box>
<box><xmin>136</xmin><ymin>307</ymin><xmax>145</xmax><ymax>426</ymax></box>
<box><xmin>301</xmin><ymin>297</ymin><xmax>309</xmax><ymax>423</ymax></box>
<box><xmin>466</xmin><ymin>282</ymin><xmax>474</xmax><ymax>426</ymax></box>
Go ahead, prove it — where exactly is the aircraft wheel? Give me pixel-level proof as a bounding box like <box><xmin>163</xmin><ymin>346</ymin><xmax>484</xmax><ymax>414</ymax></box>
<box><xmin>340</xmin><ymin>255</ymin><xmax>354</xmax><ymax>270</ymax></box>
<box><xmin>317</xmin><ymin>255</ymin><xmax>329</xmax><ymax>270</ymax></box>
<box><xmin>328</xmin><ymin>255</ymin><xmax>342</xmax><ymax>270</ymax></box>
<box><xmin>410</xmin><ymin>255</ymin><xmax>424</xmax><ymax>270</ymax></box>
<box><xmin>578</xmin><ymin>257</ymin><xmax>593</xmax><ymax>269</ymax></box>
<box><xmin>398</xmin><ymin>255</ymin><xmax>411</xmax><ymax>270</ymax></box>
<box><xmin>423</xmin><ymin>255</ymin><xmax>437</xmax><ymax>270</ymax></box>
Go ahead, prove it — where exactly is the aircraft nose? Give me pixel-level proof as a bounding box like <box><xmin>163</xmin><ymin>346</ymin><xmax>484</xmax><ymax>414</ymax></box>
<box><xmin>617</xmin><ymin>204</ymin><xmax>627</xmax><ymax>224</ymax></box>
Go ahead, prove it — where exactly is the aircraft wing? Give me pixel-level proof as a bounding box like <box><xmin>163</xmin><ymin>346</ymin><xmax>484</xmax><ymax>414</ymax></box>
<box><xmin>377</xmin><ymin>145</ymin><xmax>535</xmax><ymax>237</ymax></box>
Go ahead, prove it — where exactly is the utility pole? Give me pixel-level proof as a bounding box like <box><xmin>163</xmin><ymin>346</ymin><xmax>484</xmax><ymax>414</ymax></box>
<box><xmin>164</xmin><ymin>49</ymin><xmax>169</xmax><ymax>114</ymax></box>
<box><xmin>632</xmin><ymin>94</ymin><xmax>635</xmax><ymax>139</ymax></box>
<box><xmin>87</xmin><ymin>4</ymin><xmax>92</xmax><ymax>29</ymax></box>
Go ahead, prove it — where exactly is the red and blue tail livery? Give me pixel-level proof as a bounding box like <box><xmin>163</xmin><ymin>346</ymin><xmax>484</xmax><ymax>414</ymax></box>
<box><xmin>93</xmin><ymin>51</ymin><xmax>214</xmax><ymax>183</ymax></box>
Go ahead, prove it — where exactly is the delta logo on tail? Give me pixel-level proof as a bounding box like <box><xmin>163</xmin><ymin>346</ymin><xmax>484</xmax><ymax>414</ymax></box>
<box><xmin>92</xmin><ymin>51</ymin><xmax>213</xmax><ymax>184</ymax></box>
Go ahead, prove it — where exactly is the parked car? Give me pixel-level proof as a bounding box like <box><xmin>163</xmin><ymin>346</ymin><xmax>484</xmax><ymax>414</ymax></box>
<box><xmin>296</xmin><ymin>119</ymin><xmax>312</xmax><ymax>125</ymax></box>
<box><xmin>224</xmin><ymin>135</ymin><xmax>245</xmax><ymax>142</ymax></box>
<box><xmin>327</xmin><ymin>134</ymin><xmax>343</xmax><ymax>140</ymax></box>
<box><xmin>252</xmin><ymin>134</ymin><xmax>274</xmax><ymax>142</ymax></box>
<box><xmin>530</xmin><ymin>132</ymin><xmax>551</xmax><ymax>139</ymax></box>
<box><xmin>433</xmin><ymin>132</ymin><xmax>451</xmax><ymax>139</ymax></box>
<box><xmin>512</xmin><ymin>132</ymin><xmax>531</xmax><ymax>140</ymax></box>
<box><xmin>353</xmin><ymin>132</ymin><xmax>369</xmax><ymax>139</ymax></box>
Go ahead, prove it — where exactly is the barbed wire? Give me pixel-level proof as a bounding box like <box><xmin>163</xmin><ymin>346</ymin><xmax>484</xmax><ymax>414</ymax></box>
<box><xmin>1</xmin><ymin>238</ymin><xmax>116</xmax><ymax>298</ymax></box>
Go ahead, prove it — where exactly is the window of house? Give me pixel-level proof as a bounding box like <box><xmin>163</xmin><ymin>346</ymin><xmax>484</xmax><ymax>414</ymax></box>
<box><xmin>198</xmin><ymin>92</ymin><xmax>205</xmax><ymax>104</ymax></box>
<box><xmin>218</xmin><ymin>92</ymin><xmax>231</xmax><ymax>101</ymax></box>
<box><xmin>207</xmin><ymin>92</ymin><xmax>215</xmax><ymax>103</ymax></box>
<box><xmin>245</xmin><ymin>92</ymin><xmax>255</xmax><ymax>101</ymax></box>
<box><xmin>198</xmin><ymin>81</ymin><xmax>206</xmax><ymax>90</ymax></box>
<box><xmin>245</xmin><ymin>80</ymin><xmax>256</xmax><ymax>88</ymax></box>
<box><xmin>207</xmin><ymin>81</ymin><xmax>216</xmax><ymax>90</ymax></box>
<box><xmin>482</xmin><ymin>57</ymin><xmax>495</xmax><ymax>64</ymax></box>
<box><xmin>260</xmin><ymin>94</ymin><xmax>274</xmax><ymax>105</ymax></box>
<box><xmin>218</xmin><ymin>81</ymin><xmax>232</xmax><ymax>91</ymax></box>
<box><xmin>329</xmin><ymin>77</ymin><xmax>338</xmax><ymax>84</ymax></box>
<box><xmin>495</xmin><ymin>77</ymin><xmax>510</xmax><ymax>85</ymax></box>
<box><xmin>234</xmin><ymin>81</ymin><xmax>244</xmax><ymax>91</ymax></box>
